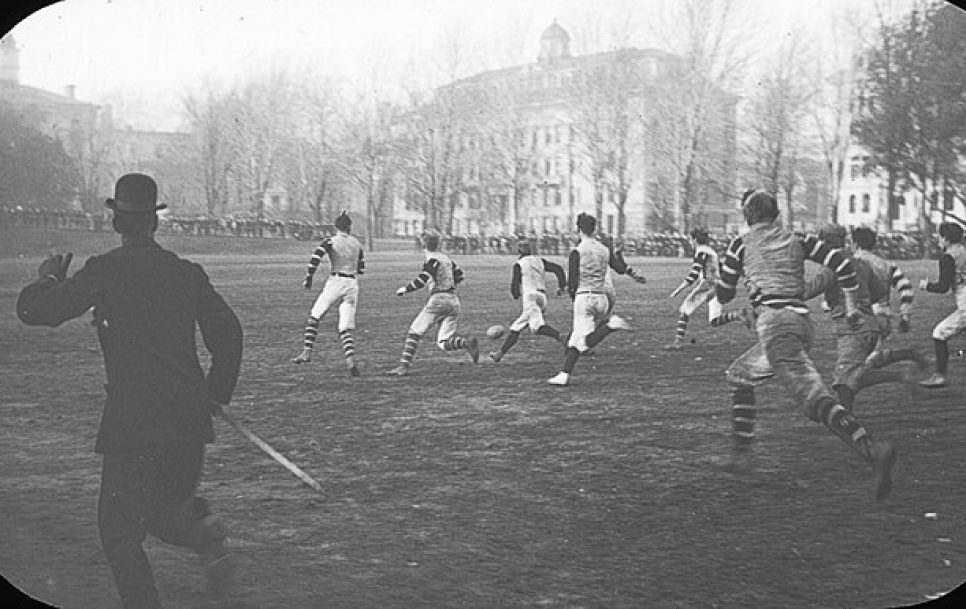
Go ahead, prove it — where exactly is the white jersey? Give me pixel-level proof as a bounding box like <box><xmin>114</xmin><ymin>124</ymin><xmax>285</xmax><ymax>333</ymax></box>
<box><xmin>517</xmin><ymin>255</ymin><xmax>549</xmax><ymax>294</ymax></box>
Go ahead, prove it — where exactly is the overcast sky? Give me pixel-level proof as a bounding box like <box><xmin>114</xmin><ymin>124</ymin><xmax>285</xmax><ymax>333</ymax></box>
<box><xmin>4</xmin><ymin>0</ymin><xmax>905</xmax><ymax>130</ymax></box>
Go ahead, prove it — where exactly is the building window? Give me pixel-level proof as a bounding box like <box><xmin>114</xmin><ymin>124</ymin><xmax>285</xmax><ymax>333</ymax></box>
<box><xmin>544</xmin><ymin>159</ymin><xmax>552</xmax><ymax>177</ymax></box>
<box><xmin>849</xmin><ymin>195</ymin><xmax>856</xmax><ymax>213</ymax></box>
<box><xmin>271</xmin><ymin>195</ymin><xmax>281</xmax><ymax>209</ymax></box>
<box><xmin>944</xmin><ymin>189</ymin><xmax>955</xmax><ymax>211</ymax></box>
<box><xmin>554</xmin><ymin>188</ymin><xmax>562</xmax><ymax>206</ymax></box>
<box><xmin>861</xmin><ymin>194</ymin><xmax>870</xmax><ymax>213</ymax></box>
<box><xmin>850</xmin><ymin>164</ymin><xmax>860</xmax><ymax>181</ymax></box>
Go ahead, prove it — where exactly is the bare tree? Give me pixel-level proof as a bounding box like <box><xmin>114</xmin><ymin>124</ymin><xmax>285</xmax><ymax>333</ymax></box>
<box><xmin>183</xmin><ymin>81</ymin><xmax>236</xmax><ymax>216</ymax></box>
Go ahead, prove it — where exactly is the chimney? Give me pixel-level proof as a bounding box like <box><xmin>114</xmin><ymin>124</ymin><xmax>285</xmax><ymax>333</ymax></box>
<box><xmin>64</xmin><ymin>84</ymin><xmax>76</xmax><ymax>99</ymax></box>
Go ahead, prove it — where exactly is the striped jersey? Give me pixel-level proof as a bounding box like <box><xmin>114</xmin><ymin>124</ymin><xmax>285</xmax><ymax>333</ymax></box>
<box><xmin>403</xmin><ymin>251</ymin><xmax>465</xmax><ymax>295</ymax></box>
<box><xmin>716</xmin><ymin>220</ymin><xmax>857</xmax><ymax>309</ymax></box>
<box><xmin>305</xmin><ymin>231</ymin><xmax>365</xmax><ymax>278</ymax></box>
<box><xmin>852</xmin><ymin>248</ymin><xmax>913</xmax><ymax>316</ymax></box>
<box><xmin>682</xmin><ymin>243</ymin><xmax>720</xmax><ymax>285</ymax></box>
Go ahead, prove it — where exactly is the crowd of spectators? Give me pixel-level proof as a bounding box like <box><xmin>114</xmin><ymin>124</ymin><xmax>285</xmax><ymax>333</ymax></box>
<box><xmin>2</xmin><ymin>205</ymin><xmax>939</xmax><ymax>260</ymax></box>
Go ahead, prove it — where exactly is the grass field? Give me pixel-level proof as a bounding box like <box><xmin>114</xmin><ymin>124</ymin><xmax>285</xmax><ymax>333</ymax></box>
<box><xmin>1</xmin><ymin>228</ymin><xmax>964</xmax><ymax>608</ymax></box>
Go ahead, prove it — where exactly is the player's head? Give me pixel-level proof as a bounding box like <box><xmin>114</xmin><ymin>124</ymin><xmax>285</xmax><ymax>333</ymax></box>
<box><xmin>852</xmin><ymin>226</ymin><xmax>877</xmax><ymax>250</ymax></box>
<box><xmin>689</xmin><ymin>227</ymin><xmax>710</xmax><ymax>245</ymax></box>
<box><xmin>424</xmin><ymin>232</ymin><xmax>441</xmax><ymax>251</ymax></box>
<box><xmin>740</xmin><ymin>189</ymin><xmax>779</xmax><ymax>226</ymax></box>
<box><xmin>517</xmin><ymin>240</ymin><xmax>531</xmax><ymax>255</ymax></box>
<box><xmin>335</xmin><ymin>210</ymin><xmax>352</xmax><ymax>233</ymax></box>
<box><xmin>818</xmin><ymin>223</ymin><xmax>847</xmax><ymax>249</ymax></box>
<box><xmin>576</xmin><ymin>213</ymin><xmax>596</xmax><ymax>236</ymax></box>
<box><xmin>938</xmin><ymin>222</ymin><xmax>964</xmax><ymax>246</ymax></box>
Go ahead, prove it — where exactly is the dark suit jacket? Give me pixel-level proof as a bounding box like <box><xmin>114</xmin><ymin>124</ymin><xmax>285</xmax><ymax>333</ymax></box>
<box><xmin>17</xmin><ymin>237</ymin><xmax>243</xmax><ymax>453</ymax></box>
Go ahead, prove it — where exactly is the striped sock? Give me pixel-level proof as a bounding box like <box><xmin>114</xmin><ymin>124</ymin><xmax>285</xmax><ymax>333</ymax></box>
<box><xmin>339</xmin><ymin>329</ymin><xmax>356</xmax><ymax>366</ymax></box>
<box><xmin>441</xmin><ymin>336</ymin><xmax>467</xmax><ymax>351</ymax></box>
<box><xmin>401</xmin><ymin>333</ymin><xmax>420</xmax><ymax>365</ymax></box>
<box><xmin>731</xmin><ymin>386</ymin><xmax>756</xmax><ymax>452</ymax></box>
<box><xmin>675</xmin><ymin>313</ymin><xmax>689</xmax><ymax>340</ymax></box>
<box><xmin>711</xmin><ymin>310</ymin><xmax>740</xmax><ymax>327</ymax></box>
<box><xmin>815</xmin><ymin>397</ymin><xmax>872</xmax><ymax>461</ymax></box>
<box><xmin>303</xmin><ymin>317</ymin><xmax>320</xmax><ymax>350</ymax></box>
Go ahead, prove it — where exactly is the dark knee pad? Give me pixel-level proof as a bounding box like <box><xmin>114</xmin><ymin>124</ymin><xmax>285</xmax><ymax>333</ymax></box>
<box><xmin>731</xmin><ymin>385</ymin><xmax>755</xmax><ymax>405</ymax></box>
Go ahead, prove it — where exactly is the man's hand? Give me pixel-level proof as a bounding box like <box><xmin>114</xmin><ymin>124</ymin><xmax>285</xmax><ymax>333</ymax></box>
<box><xmin>844</xmin><ymin>292</ymin><xmax>862</xmax><ymax>329</ymax></box>
<box><xmin>918</xmin><ymin>278</ymin><xmax>929</xmax><ymax>290</ymax></box>
<box><xmin>669</xmin><ymin>283</ymin><xmax>685</xmax><ymax>299</ymax></box>
<box><xmin>302</xmin><ymin>275</ymin><xmax>313</xmax><ymax>289</ymax></box>
<box><xmin>38</xmin><ymin>252</ymin><xmax>73</xmax><ymax>282</ymax></box>
<box><xmin>395</xmin><ymin>286</ymin><xmax>408</xmax><ymax>297</ymax></box>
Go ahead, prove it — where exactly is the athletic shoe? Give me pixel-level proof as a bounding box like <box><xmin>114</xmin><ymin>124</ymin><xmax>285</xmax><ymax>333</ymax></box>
<box><xmin>547</xmin><ymin>372</ymin><xmax>570</xmax><ymax>386</ymax></box>
<box><xmin>663</xmin><ymin>341</ymin><xmax>683</xmax><ymax>351</ymax></box>
<box><xmin>291</xmin><ymin>349</ymin><xmax>312</xmax><ymax>364</ymax></box>
<box><xmin>606</xmin><ymin>314</ymin><xmax>632</xmax><ymax>331</ymax></box>
<box><xmin>870</xmin><ymin>440</ymin><xmax>897</xmax><ymax>502</ymax></box>
<box><xmin>349</xmin><ymin>365</ymin><xmax>361</xmax><ymax>378</ymax></box>
<box><xmin>387</xmin><ymin>365</ymin><xmax>410</xmax><ymax>376</ymax></box>
<box><xmin>918</xmin><ymin>373</ymin><xmax>946</xmax><ymax>388</ymax></box>
<box><xmin>467</xmin><ymin>337</ymin><xmax>480</xmax><ymax>363</ymax></box>
<box><xmin>488</xmin><ymin>350</ymin><xmax>503</xmax><ymax>363</ymax></box>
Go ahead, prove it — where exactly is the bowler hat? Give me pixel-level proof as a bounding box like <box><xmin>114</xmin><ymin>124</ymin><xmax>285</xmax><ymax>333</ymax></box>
<box><xmin>106</xmin><ymin>173</ymin><xmax>167</xmax><ymax>213</ymax></box>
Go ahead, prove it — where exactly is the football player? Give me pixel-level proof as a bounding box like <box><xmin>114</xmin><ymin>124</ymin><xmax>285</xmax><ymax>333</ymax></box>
<box><xmin>547</xmin><ymin>213</ymin><xmax>646</xmax><ymax>386</ymax></box>
<box><xmin>489</xmin><ymin>241</ymin><xmax>567</xmax><ymax>362</ymax></box>
<box><xmin>666</xmin><ymin>227</ymin><xmax>751</xmax><ymax>350</ymax></box>
<box><xmin>918</xmin><ymin>221</ymin><xmax>966</xmax><ymax>388</ymax></box>
<box><xmin>388</xmin><ymin>232</ymin><xmax>479</xmax><ymax>375</ymax></box>
<box><xmin>715</xmin><ymin>190</ymin><xmax>896</xmax><ymax>502</ymax></box>
<box><xmin>292</xmin><ymin>211</ymin><xmax>365</xmax><ymax>377</ymax></box>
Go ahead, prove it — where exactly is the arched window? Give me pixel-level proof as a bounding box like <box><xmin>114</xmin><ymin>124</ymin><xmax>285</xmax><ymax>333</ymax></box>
<box><xmin>862</xmin><ymin>194</ymin><xmax>871</xmax><ymax>213</ymax></box>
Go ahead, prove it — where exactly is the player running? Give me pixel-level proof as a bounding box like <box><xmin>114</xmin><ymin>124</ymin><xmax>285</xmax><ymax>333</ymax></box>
<box><xmin>715</xmin><ymin>189</ymin><xmax>897</xmax><ymax>502</ymax></box>
<box><xmin>292</xmin><ymin>211</ymin><xmax>365</xmax><ymax>377</ymax></box>
<box><xmin>803</xmin><ymin>224</ymin><xmax>923</xmax><ymax>410</ymax></box>
<box><xmin>547</xmin><ymin>213</ymin><xmax>646</xmax><ymax>386</ymax></box>
<box><xmin>666</xmin><ymin>227</ymin><xmax>750</xmax><ymax>350</ymax></box>
<box><xmin>849</xmin><ymin>226</ymin><xmax>922</xmax><ymax>373</ymax></box>
<box><xmin>388</xmin><ymin>232</ymin><xmax>479</xmax><ymax>376</ymax></box>
<box><xmin>917</xmin><ymin>222</ymin><xmax>966</xmax><ymax>388</ymax></box>
<box><xmin>489</xmin><ymin>241</ymin><xmax>567</xmax><ymax>363</ymax></box>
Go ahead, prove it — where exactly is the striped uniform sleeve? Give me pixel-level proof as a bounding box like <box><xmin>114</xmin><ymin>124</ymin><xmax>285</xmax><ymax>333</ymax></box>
<box><xmin>404</xmin><ymin>258</ymin><xmax>440</xmax><ymax>292</ymax></box>
<box><xmin>800</xmin><ymin>234</ymin><xmax>857</xmax><ymax>291</ymax></box>
<box><xmin>305</xmin><ymin>238</ymin><xmax>332</xmax><ymax>277</ymax></box>
<box><xmin>715</xmin><ymin>236</ymin><xmax>745</xmax><ymax>305</ymax></box>
<box><xmin>890</xmin><ymin>265</ymin><xmax>913</xmax><ymax>314</ymax></box>
<box><xmin>683</xmin><ymin>251</ymin><xmax>707</xmax><ymax>286</ymax></box>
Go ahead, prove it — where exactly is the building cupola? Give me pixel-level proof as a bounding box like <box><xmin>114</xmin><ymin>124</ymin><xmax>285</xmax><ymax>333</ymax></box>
<box><xmin>538</xmin><ymin>19</ymin><xmax>571</xmax><ymax>64</ymax></box>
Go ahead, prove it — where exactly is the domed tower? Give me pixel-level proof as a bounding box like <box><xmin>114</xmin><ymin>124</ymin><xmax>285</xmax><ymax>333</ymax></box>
<box><xmin>538</xmin><ymin>20</ymin><xmax>572</xmax><ymax>64</ymax></box>
<box><xmin>0</xmin><ymin>34</ymin><xmax>20</xmax><ymax>86</ymax></box>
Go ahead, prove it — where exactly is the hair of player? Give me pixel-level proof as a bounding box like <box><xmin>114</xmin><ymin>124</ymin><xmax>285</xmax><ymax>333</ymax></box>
<box><xmin>517</xmin><ymin>240</ymin><xmax>532</xmax><ymax>255</ymax></box>
<box><xmin>689</xmin><ymin>227</ymin><xmax>710</xmax><ymax>244</ymax></box>
<box><xmin>852</xmin><ymin>226</ymin><xmax>877</xmax><ymax>250</ymax></box>
<box><xmin>818</xmin><ymin>224</ymin><xmax>847</xmax><ymax>249</ymax></box>
<box><xmin>424</xmin><ymin>234</ymin><xmax>441</xmax><ymax>251</ymax></box>
<box><xmin>576</xmin><ymin>213</ymin><xmax>596</xmax><ymax>235</ymax></box>
<box><xmin>112</xmin><ymin>211</ymin><xmax>158</xmax><ymax>237</ymax></box>
<box><xmin>335</xmin><ymin>210</ymin><xmax>352</xmax><ymax>232</ymax></box>
<box><xmin>741</xmin><ymin>190</ymin><xmax>779</xmax><ymax>225</ymax></box>
<box><xmin>939</xmin><ymin>221</ymin><xmax>964</xmax><ymax>243</ymax></box>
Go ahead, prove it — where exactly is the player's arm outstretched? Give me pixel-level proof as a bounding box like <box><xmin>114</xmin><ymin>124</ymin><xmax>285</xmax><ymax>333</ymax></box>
<box><xmin>396</xmin><ymin>258</ymin><xmax>440</xmax><ymax>296</ymax></box>
<box><xmin>303</xmin><ymin>238</ymin><xmax>333</xmax><ymax>289</ymax></box>
<box><xmin>541</xmin><ymin>259</ymin><xmax>567</xmax><ymax>295</ymax></box>
<box><xmin>716</xmin><ymin>236</ymin><xmax>745</xmax><ymax>305</ymax></box>
<box><xmin>608</xmin><ymin>246</ymin><xmax>647</xmax><ymax>283</ymax></box>
<box><xmin>800</xmin><ymin>233</ymin><xmax>860</xmax><ymax>322</ymax></box>
<box><xmin>670</xmin><ymin>250</ymin><xmax>706</xmax><ymax>298</ymax></box>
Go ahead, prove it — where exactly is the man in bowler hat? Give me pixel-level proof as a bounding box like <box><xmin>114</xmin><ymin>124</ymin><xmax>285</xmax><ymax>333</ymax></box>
<box><xmin>16</xmin><ymin>173</ymin><xmax>244</xmax><ymax>608</ymax></box>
